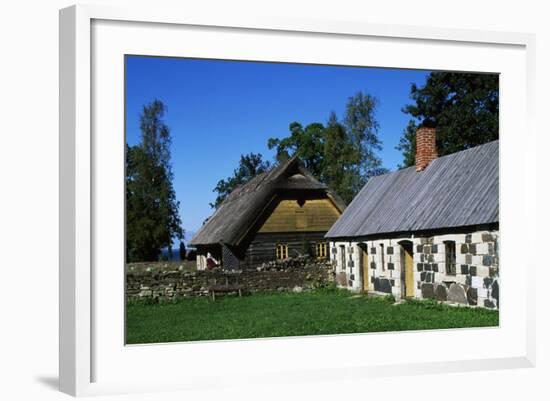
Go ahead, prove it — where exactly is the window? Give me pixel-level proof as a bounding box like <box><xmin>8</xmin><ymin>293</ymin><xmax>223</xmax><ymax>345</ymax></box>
<box><xmin>276</xmin><ymin>244</ymin><xmax>288</xmax><ymax>260</ymax></box>
<box><xmin>444</xmin><ymin>241</ymin><xmax>456</xmax><ymax>275</ymax></box>
<box><xmin>315</xmin><ymin>242</ymin><xmax>328</xmax><ymax>258</ymax></box>
<box><xmin>380</xmin><ymin>244</ymin><xmax>385</xmax><ymax>271</ymax></box>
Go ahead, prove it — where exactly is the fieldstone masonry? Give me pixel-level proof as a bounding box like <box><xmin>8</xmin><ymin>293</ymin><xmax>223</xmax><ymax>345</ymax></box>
<box><xmin>330</xmin><ymin>229</ymin><xmax>499</xmax><ymax>309</ymax></box>
<box><xmin>126</xmin><ymin>257</ymin><xmax>335</xmax><ymax>302</ymax></box>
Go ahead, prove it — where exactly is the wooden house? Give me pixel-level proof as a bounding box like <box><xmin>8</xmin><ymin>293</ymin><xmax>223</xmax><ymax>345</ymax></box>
<box><xmin>190</xmin><ymin>157</ymin><xmax>346</xmax><ymax>270</ymax></box>
<box><xmin>325</xmin><ymin>127</ymin><xmax>500</xmax><ymax>308</ymax></box>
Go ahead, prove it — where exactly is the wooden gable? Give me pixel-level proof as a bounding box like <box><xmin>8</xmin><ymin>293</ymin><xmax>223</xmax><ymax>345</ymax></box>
<box><xmin>258</xmin><ymin>198</ymin><xmax>341</xmax><ymax>233</ymax></box>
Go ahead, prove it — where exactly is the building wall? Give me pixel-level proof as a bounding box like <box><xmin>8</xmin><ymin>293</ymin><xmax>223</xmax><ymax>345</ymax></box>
<box><xmin>195</xmin><ymin>197</ymin><xmax>341</xmax><ymax>270</ymax></box>
<box><xmin>330</xmin><ymin>229</ymin><xmax>499</xmax><ymax>309</ymax></box>
<box><xmin>196</xmin><ymin>232</ymin><xmax>331</xmax><ymax>270</ymax></box>
<box><xmin>258</xmin><ymin>198</ymin><xmax>341</xmax><ymax>233</ymax></box>
<box><xmin>195</xmin><ymin>245</ymin><xmax>222</xmax><ymax>271</ymax></box>
<box><xmin>244</xmin><ymin>231</ymin><xmax>329</xmax><ymax>268</ymax></box>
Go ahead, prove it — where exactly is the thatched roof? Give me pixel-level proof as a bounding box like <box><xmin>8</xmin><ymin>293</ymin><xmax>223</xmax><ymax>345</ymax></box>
<box><xmin>325</xmin><ymin>140</ymin><xmax>499</xmax><ymax>239</ymax></box>
<box><xmin>190</xmin><ymin>157</ymin><xmax>346</xmax><ymax>246</ymax></box>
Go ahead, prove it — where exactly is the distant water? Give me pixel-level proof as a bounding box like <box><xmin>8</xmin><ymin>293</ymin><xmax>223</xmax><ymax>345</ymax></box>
<box><xmin>159</xmin><ymin>232</ymin><xmax>196</xmax><ymax>261</ymax></box>
<box><xmin>160</xmin><ymin>248</ymin><xmax>181</xmax><ymax>261</ymax></box>
<box><xmin>160</xmin><ymin>245</ymin><xmax>196</xmax><ymax>262</ymax></box>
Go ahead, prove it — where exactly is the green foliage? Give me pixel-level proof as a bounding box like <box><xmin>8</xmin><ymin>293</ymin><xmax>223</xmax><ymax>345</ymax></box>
<box><xmin>126</xmin><ymin>289</ymin><xmax>499</xmax><ymax>344</ymax></box>
<box><xmin>395</xmin><ymin>120</ymin><xmax>417</xmax><ymax>169</ymax></box>
<box><xmin>268</xmin><ymin>122</ymin><xmax>325</xmax><ymax>177</ymax></box>
<box><xmin>384</xmin><ymin>294</ymin><xmax>396</xmax><ymax>303</ymax></box>
<box><xmin>126</xmin><ymin>100</ymin><xmax>183</xmax><ymax>262</ymax></box>
<box><xmin>267</xmin><ymin>92</ymin><xmax>388</xmax><ymax>204</ymax></box>
<box><xmin>210</xmin><ymin>153</ymin><xmax>271</xmax><ymax>209</ymax></box>
<box><xmin>343</xmin><ymin>92</ymin><xmax>388</xmax><ymax>181</ymax></box>
<box><xmin>405</xmin><ymin>298</ymin><xmax>446</xmax><ymax>311</ymax></box>
<box><xmin>398</xmin><ymin>72</ymin><xmax>499</xmax><ymax>166</ymax></box>
<box><xmin>300</xmin><ymin>240</ymin><xmax>312</xmax><ymax>257</ymax></box>
<box><xmin>321</xmin><ymin>112</ymin><xmax>365</xmax><ymax>204</ymax></box>
<box><xmin>212</xmin><ymin>91</ymin><xmax>387</xmax><ymax>206</ymax></box>
<box><xmin>312</xmin><ymin>284</ymin><xmax>346</xmax><ymax>294</ymax></box>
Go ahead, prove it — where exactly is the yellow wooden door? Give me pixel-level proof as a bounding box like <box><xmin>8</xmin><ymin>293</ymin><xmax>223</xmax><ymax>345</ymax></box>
<box><xmin>362</xmin><ymin>249</ymin><xmax>369</xmax><ymax>292</ymax></box>
<box><xmin>404</xmin><ymin>249</ymin><xmax>414</xmax><ymax>297</ymax></box>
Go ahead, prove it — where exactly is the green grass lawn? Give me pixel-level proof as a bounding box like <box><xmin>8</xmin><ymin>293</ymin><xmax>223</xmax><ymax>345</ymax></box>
<box><xmin>126</xmin><ymin>288</ymin><xmax>499</xmax><ymax>344</ymax></box>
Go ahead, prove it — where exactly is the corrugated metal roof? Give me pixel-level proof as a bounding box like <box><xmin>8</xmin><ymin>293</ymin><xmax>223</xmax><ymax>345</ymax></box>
<box><xmin>190</xmin><ymin>157</ymin><xmax>346</xmax><ymax>246</ymax></box>
<box><xmin>325</xmin><ymin>140</ymin><xmax>499</xmax><ymax>239</ymax></box>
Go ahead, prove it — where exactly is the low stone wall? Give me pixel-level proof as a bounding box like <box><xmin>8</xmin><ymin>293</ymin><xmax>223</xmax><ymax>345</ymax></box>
<box><xmin>126</xmin><ymin>257</ymin><xmax>335</xmax><ymax>302</ymax></box>
<box><xmin>126</xmin><ymin>260</ymin><xmax>196</xmax><ymax>273</ymax></box>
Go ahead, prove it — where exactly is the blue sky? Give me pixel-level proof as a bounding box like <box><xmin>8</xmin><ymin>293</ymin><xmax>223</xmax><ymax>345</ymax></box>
<box><xmin>126</xmin><ymin>56</ymin><xmax>430</xmax><ymax>236</ymax></box>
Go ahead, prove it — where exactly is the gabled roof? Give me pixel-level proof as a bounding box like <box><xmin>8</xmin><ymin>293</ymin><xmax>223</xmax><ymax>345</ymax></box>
<box><xmin>190</xmin><ymin>157</ymin><xmax>346</xmax><ymax>246</ymax></box>
<box><xmin>325</xmin><ymin>140</ymin><xmax>499</xmax><ymax>239</ymax></box>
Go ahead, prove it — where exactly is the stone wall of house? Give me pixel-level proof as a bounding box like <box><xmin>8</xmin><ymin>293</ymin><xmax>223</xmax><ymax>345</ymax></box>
<box><xmin>331</xmin><ymin>239</ymin><xmax>405</xmax><ymax>298</ymax></box>
<box><xmin>414</xmin><ymin>232</ymin><xmax>499</xmax><ymax>308</ymax></box>
<box><xmin>330</xmin><ymin>229</ymin><xmax>499</xmax><ymax>309</ymax></box>
<box><xmin>126</xmin><ymin>257</ymin><xmax>335</xmax><ymax>302</ymax></box>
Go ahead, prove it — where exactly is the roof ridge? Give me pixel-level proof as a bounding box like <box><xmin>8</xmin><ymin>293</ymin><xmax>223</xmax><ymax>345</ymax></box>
<box><xmin>326</xmin><ymin>139</ymin><xmax>499</xmax><ymax>238</ymax></box>
<box><xmin>192</xmin><ymin>156</ymin><xmax>342</xmax><ymax>246</ymax></box>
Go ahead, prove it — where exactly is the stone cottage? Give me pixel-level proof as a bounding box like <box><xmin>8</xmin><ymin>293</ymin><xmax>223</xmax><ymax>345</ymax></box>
<box><xmin>190</xmin><ymin>157</ymin><xmax>346</xmax><ymax>270</ymax></box>
<box><xmin>325</xmin><ymin>127</ymin><xmax>499</xmax><ymax>308</ymax></box>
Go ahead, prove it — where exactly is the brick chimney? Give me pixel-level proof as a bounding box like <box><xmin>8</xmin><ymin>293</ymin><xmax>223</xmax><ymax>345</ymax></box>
<box><xmin>415</xmin><ymin>127</ymin><xmax>437</xmax><ymax>171</ymax></box>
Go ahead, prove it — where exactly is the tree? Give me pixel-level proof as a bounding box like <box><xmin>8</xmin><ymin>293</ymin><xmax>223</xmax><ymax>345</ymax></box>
<box><xmin>214</xmin><ymin>91</ymin><xmax>387</xmax><ymax>207</ymax></box>
<box><xmin>343</xmin><ymin>92</ymin><xmax>388</xmax><ymax>183</ymax></box>
<box><xmin>126</xmin><ymin>100</ymin><xmax>183</xmax><ymax>262</ymax></box>
<box><xmin>267</xmin><ymin>91</ymin><xmax>388</xmax><ymax>205</ymax></box>
<box><xmin>210</xmin><ymin>153</ymin><xmax>271</xmax><ymax>209</ymax></box>
<box><xmin>267</xmin><ymin>122</ymin><xmax>325</xmax><ymax>178</ymax></box>
<box><xmin>320</xmin><ymin>112</ymin><xmax>363</xmax><ymax>204</ymax></box>
<box><xmin>398</xmin><ymin>72</ymin><xmax>499</xmax><ymax>166</ymax></box>
<box><xmin>395</xmin><ymin>120</ymin><xmax>417</xmax><ymax>169</ymax></box>
<box><xmin>179</xmin><ymin>241</ymin><xmax>186</xmax><ymax>261</ymax></box>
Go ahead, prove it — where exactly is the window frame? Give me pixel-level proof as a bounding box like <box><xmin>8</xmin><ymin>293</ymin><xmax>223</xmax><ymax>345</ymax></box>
<box><xmin>380</xmin><ymin>243</ymin><xmax>385</xmax><ymax>271</ymax></box>
<box><xmin>276</xmin><ymin>243</ymin><xmax>289</xmax><ymax>260</ymax></box>
<box><xmin>444</xmin><ymin>240</ymin><xmax>457</xmax><ymax>275</ymax></box>
<box><xmin>315</xmin><ymin>242</ymin><xmax>328</xmax><ymax>258</ymax></box>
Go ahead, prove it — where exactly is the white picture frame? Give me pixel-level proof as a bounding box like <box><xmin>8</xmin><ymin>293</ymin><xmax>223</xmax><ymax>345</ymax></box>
<box><xmin>59</xmin><ymin>4</ymin><xmax>536</xmax><ymax>397</ymax></box>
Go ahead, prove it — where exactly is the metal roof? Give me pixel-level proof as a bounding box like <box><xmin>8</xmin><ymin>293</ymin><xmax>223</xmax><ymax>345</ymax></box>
<box><xmin>190</xmin><ymin>157</ymin><xmax>346</xmax><ymax>246</ymax></box>
<box><xmin>325</xmin><ymin>140</ymin><xmax>499</xmax><ymax>239</ymax></box>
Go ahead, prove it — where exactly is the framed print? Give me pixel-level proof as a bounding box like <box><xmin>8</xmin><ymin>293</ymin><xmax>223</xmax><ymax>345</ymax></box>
<box><xmin>59</xmin><ymin>4</ymin><xmax>536</xmax><ymax>397</ymax></box>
